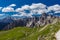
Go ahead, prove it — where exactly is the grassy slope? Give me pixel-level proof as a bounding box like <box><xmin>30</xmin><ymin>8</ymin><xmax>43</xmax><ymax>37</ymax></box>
<box><xmin>0</xmin><ymin>22</ymin><xmax>60</xmax><ymax>40</ymax></box>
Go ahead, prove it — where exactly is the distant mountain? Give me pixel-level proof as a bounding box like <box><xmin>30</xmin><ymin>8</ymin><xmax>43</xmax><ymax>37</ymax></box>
<box><xmin>0</xmin><ymin>12</ymin><xmax>60</xmax><ymax>30</ymax></box>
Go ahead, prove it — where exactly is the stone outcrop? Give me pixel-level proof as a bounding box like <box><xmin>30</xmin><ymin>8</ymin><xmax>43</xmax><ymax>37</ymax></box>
<box><xmin>0</xmin><ymin>13</ymin><xmax>59</xmax><ymax>30</ymax></box>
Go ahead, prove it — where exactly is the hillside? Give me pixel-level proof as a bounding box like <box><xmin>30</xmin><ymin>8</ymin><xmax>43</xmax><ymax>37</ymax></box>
<box><xmin>0</xmin><ymin>22</ymin><xmax>60</xmax><ymax>40</ymax></box>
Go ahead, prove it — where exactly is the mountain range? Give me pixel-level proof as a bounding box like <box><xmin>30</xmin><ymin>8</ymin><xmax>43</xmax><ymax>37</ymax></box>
<box><xmin>0</xmin><ymin>12</ymin><xmax>60</xmax><ymax>30</ymax></box>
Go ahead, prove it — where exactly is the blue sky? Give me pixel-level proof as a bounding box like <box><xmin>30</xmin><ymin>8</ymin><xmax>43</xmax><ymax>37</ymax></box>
<box><xmin>0</xmin><ymin>0</ymin><xmax>60</xmax><ymax>7</ymax></box>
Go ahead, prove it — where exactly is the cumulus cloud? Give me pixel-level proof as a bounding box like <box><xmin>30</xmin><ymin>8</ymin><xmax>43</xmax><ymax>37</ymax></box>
<box><xmin>30</xmin><ymin>9</ymin><xmax>47</xmax><ymax>14</ymax></box>
<box><xmin>9</xmin><ymin>4</ymin><xmax>16</xmax><ymax>7</ymax></box>
<box><xmin>21</xmin><ymin>5</ymin><xmax>30</xmax><ymax>10</ymax></box>
<box><xmin>1</xmin><ymin>3</ymin><xmax>60</xmax><ymax>17</ymax></box>
<box><xmin>15</xmin><ymin>3</ymin><xmax>47</xmax><ymax>17</ymax></box>
<box><xmin>30</xmin><ymin>3</ymin><xmax>46</xmax><ymax>9</ymax></box>
<box><xmin>16</xmin><ymin>3</ymin><xmax>60</xmax><ymax>17</ymax></box>
<box><xmin>15</xmin><ymin>5</ymin><xmax>30</xmax><ymax>13</ymax></box>
<box><xmin>15</xmin><ymin>8</ymin><xmax>23</xmax><ymax>12</ymax></box>
<box><xmin>12</xmin><ymin>14</ymin><xmax>21</xmax><ymax>16</ymax></box>
<box><xmin>29</xmin><ymin>3</ymin><xmax>47</xmax><ymax>15</ymax></box>
<box><xmin>2</xmin><ymin>7</ymin><xmax>14</xmax><ymax>12</ymax></box>
<box><xmin>12</xmin><ymin>13</ymin><xmax>32</xmax><ymax>18</ymax></box>
<box><xmin>2</xmin><ymin>4</ymin><xmax>16</xmax><ymax>12</ymax></box>
<box><xmin>4</xmin><ymin>3</ymin><xmax>47</xmax><ymax>15</ymax></box>
<box><xmin>55</xmin><ymin>11</ymin><xmax>60</xmax><ymax>13</ymax></box>
<box><xmin>48</xmin><ymin>4</ymin><xmax>60</xmax><ymax>13</ymax></box>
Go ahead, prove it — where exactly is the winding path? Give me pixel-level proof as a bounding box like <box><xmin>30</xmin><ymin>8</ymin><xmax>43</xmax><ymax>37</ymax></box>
<box><xmin>55</xmin><ymin>30</ymin><xmax>60</xmax><ymax>40</ymax></box>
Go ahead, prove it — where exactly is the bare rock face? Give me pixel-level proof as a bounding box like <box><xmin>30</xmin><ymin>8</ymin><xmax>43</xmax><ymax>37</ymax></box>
<box><xmin>0</xmin><ymin>13</ymin><xmax>59</xmax><ymax>30</ymax></box>
<box><xmin>28</xmin><ymin>13</ymin><xmax>60</xmax><ymax>27</ymax></box>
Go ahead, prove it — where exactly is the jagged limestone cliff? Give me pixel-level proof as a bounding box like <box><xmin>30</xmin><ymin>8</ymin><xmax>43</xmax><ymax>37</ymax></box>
<box><xmin>0</xmin><ymin>18</ymin><xmax>60</xmax><ymax>40</ymax></box>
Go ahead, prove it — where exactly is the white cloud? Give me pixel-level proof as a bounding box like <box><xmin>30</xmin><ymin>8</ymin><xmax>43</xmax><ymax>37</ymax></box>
<box><xmin>30</xmin><ymin>3</ymin><xmax>46</xmax><ymax>9</ymax></box>
<box><xmin>15</xmin><ymin>5</ymin><xmax>30</xmax><ymax>12</ymax></box>
<box><xmin>48</xmin><ymin>4</ymin><xmax>60</xmax><ymax>13</ymax></box>
<box><xmin>20</xmin><ymin>13</ymin><xmax>32</xmax><ymax>17</ymax></box>
<box><xmin>53</xmin><ymin>4</ymin><xmax>60</xmax><ymax>11</ymax></box>
<box><xmin>12</xmin><ymin>14</ymin><xmax>31</xmax><ymax>18</ymax></box>
<box><xmin>12</xmin><ymin>14</ymin><xmax>21</xmax><ymax>16</ymax></box>
<box><xmin>1</xmin><ymin>3</ymin><xmax>60</xmax><ymax>17</ymax></box>
<box><xmin>15</xmin><ymin>3</ymin><xmax>47</xmax><ymax>16</ymax></box>
<box><xmin>9</xmin><ymin>4</ymin><xmax>16</xmax><ymax>7</ymax></box>
<box><xmin>2</xmin><ymin>7</ymin><xmax>14</xmax><ymax>12</ymax></box>
<box><xmin>21</xmin><ymin>5</ymin><xmax>30</xmax><ymax>10</ymax></box>
<box><xmin>15</xmin><ymin>8</ymin><xmax>24</xmax><ymax>12</ymax></box>
<box><xmin>38</xmin><ymin>9</ymin><xmax>47</xmax><ymax>13</ymax></box>
<box><xmin>15</xmin><ymin>3</ymin><xmax>47</xmax><ymax>12</ymax></box>
<box><xmin>2</xmin><ymin>4</ymin><xmax>16</xmax><ymax>12</ymax></box>
<box><xmin>55</xmin><ymin>11</ymin><xmax>60</xmax><ymax>13</ymax></box>
<box><xmin>20</xmin><ymin>13</ymin><xmax>27</xmax><ymax>16</ymax></box>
